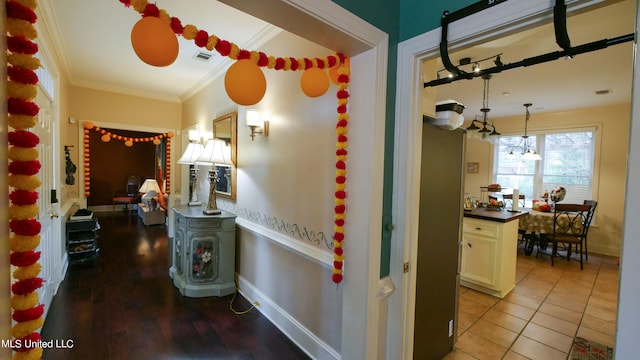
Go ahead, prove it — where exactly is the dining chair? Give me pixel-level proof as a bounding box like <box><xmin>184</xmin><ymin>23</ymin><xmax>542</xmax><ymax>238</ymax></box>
<box><xmin>112</xmin><ymin>175</ymin><xmax>141</xmax><ymax>212</ymax></box>
<box><xmin>582</xmin><ymin>200</ymin><xmax>598</xmax><ymax>260</ymax></box>
<box><xmin>551</xmin><ymin>203</ymin><xmax>591</xmax><ymax>270</ymax></box>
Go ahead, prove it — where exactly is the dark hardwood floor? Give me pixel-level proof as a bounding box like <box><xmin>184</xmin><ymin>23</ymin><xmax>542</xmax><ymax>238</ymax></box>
<box><xmin>41</xmin><ymin>211</ymin><xmax>311</xmax><ymax>360</ymax></box>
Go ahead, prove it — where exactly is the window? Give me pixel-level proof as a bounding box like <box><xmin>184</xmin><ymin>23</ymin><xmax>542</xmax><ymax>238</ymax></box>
<box><xmin>494</xmin><ymin>128</ymin><xmax>596</xmax><ymax>206</ymax></box>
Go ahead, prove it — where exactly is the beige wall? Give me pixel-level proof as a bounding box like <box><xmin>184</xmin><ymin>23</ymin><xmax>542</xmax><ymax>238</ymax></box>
<box><xmin>463</xmin><ymin>103</ymin><xmax>630</xmax><ymax>256</ymax></box>
<box><xmin>181</xmin><ymin>30</ymin><xmax>343</xmax><ymax>352</ymax></box>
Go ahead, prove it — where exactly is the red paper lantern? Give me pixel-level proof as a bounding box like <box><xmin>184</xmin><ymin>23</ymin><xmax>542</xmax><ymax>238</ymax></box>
<box><xmin>300</xmin><ymin>68</ymin><xmax>329</xmax><ymax>97</ymax></box>
<box><xmin>224</xmin><ymin>59</ymin><xmax>266</xmax><ymax>106</ymax></box>
<box><xmin>131</xmin><ymin>16</ymin><xmax>179</xmax><ymax>67</ymax></box>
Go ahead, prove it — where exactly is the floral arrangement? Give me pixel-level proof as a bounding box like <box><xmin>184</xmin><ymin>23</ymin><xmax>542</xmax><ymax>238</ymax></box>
<box><xmin>116</xmin><ymin>0</ymin><xmax>350</xmax><ymax>284</ymax></box>
<box><xmin>81</xmin><ymin>121</ymin><xmax>174</xmax><ymax>197</ymax></box>
<box><xmin>550</xmin><ymin>186</ymin><xmax>566</xmax><ymax>203</ymax></box>
<box><xmin>6</xmin><ymin>0</ymin><xmax>45</xmax><ymax>358</ymax></box>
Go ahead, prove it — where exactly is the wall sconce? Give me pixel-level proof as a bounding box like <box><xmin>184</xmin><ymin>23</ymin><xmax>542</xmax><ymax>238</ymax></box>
<box><xmin>246</xmin><ymin>110</ymin><xmax>269</xmax><ymax>141</ymax></box>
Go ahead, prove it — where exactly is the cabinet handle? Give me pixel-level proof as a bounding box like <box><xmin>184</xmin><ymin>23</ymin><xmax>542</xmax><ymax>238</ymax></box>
<box><xmin>475</xmin><ymin>227</ymin><xmax>482</xmax><ymax>231</ymax></box>
<box><xmin>467</xmin><ymin>242</ymin><xmax>472</xmax><ymax>248</ymax></box>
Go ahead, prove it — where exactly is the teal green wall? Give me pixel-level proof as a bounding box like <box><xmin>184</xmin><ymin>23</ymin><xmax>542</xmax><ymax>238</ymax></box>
<box><xmin>330</xmin><ymin>0</ymin><xmax>476</xmax><ymax>277</ymax></box>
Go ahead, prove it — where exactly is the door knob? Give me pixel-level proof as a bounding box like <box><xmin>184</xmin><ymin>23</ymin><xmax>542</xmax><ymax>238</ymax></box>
<box><xmin>50</xmin><ymin>212</ymin><xmax>59</xmax><ymax>218</ymax></box>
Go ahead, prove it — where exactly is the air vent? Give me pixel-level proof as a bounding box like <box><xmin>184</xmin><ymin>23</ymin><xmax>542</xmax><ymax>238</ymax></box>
<box><xmin>194</xmin><ymin>51</ymin><xmax>213</xmax><ymax>62</ymax></box>
<box><xmin>595</xmin><ymin>89</ymin><xmax>612</xmax><ymax>95</ymax></box>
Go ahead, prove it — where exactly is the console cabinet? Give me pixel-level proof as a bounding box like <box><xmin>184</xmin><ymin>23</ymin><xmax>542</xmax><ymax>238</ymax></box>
<box><xmin>66</xmin><ymin>218</ymin><xmax>100</xmax><ymax>263</ymax></box>
<box><xmin>169</xmin><ymin>205</ymin><xmax>237</xmax><ymax>297</ymax></box>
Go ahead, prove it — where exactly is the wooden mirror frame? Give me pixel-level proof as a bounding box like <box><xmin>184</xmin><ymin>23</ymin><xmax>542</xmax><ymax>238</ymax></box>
<box><xmin>212</xmin><ymin>111</ymin><xmax>237</xmax><ymax>200</ymax></box>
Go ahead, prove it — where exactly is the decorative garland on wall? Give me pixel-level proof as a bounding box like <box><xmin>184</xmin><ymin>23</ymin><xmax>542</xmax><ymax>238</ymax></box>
<box><xmin>6</xmin><ymin>0</ymin><xmax>45</xmax><ymax>359</ymax></box>
<box><xmin>81</xmin><ymin>122</ymin><xmax>174</xmax><ymax>197</ymax></box>
<box><xmin>116</xmin><ymin>0</ymin><xmax>351</xmax><ymax>284</ymax></box>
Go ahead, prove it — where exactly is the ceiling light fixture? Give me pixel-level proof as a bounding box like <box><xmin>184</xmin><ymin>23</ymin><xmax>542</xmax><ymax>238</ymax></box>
<box><xmin>466</xmin><ymin>74</ymin><xmax>500</xmax><ymax>143</ymax></box>
<box><xmin>507</xmin><ymin>103</ymin><xmax>541</xmax><ymax>161</ymax></box>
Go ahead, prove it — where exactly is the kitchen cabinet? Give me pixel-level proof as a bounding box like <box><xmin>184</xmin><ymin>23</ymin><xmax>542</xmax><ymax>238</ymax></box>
<box><xmin>169</xmin><ymin>205</ymin><xmax>237</xmax><ymax>297</ymax></box>
<box><xmin>461</xmin><ymin>209</ymin><xmax>527</xmax><ymax>298</ymax></box>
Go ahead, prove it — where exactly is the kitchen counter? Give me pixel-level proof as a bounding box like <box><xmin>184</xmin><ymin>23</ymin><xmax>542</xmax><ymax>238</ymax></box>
<box><xmin>463</xmin><ymin>208</ymin><xmax>529</xmax><ymax>223</ymax></box>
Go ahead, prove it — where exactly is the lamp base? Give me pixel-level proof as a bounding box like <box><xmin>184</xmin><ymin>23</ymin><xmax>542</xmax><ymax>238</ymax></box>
<box><xmin>202</xmin><ymin>208</ymin><xmax>222</xmax><ymax>215</ymax></box>
<box><xmin>188</xmin><ymin>201</ymin><xmax>202</xmax><ymax>206</ymax></box>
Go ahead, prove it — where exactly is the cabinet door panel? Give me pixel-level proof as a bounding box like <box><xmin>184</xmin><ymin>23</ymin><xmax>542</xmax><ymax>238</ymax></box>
<box><xmin>461</xmin><ymin>235</ymin><xmax>496</xmax><ymax>287</ymax></box>
<box><xmin>188</xmin><ymin>235</ymin><xmax>220</xmax><ymax>283</ymax></box>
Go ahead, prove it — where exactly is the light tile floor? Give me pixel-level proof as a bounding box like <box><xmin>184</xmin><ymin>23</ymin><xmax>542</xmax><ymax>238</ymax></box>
<box><xmin>446</xmin><ymin>249</ymin><xmax>619</xmax><ymax>360</ymax></box>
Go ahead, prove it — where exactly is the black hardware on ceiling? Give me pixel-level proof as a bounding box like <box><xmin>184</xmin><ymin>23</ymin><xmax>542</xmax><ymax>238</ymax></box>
<box><xmin>426</xmin><ymin>0</ymin><xmax>635</xmax><ymax>88</ymax></box>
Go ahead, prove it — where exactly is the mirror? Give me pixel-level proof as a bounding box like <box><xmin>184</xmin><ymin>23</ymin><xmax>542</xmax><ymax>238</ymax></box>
<box><xmin>212</xmin><ymin>111</ymin><xmax>237</xmax><ymax>200</ymax></box>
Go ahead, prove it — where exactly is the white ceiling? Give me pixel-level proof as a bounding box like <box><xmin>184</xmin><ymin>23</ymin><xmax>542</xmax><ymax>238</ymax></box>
<box><xmin>432</xmin><ymin>0</ymin><xmax>637</xmax><ymax>119</ymax></box>
<box><xmin>40</xmin><ymin>1</ymin><xmax>636</xmax><ymax>117</ymax></box>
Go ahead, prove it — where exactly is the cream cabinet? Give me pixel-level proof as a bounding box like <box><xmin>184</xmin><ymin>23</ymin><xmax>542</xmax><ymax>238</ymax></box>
<box><xmin>169</xmin><ymin>205</ymin><xmax>237</xmax><ymax>297</ymax></box>
<box><xmin>460</xmin><ymin>217</ymin><xmax>519</xmax><ymax>298</ymax></box>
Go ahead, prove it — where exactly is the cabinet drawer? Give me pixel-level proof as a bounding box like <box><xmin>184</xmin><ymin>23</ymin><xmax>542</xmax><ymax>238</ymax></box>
<box><xmin>188</xmin><ymin>218</ymin><xmax>221</xmax><ymax>229</ymax></box>
<box><xmin>463</xmin><ymin>218</ymin><xmax>498</xmax><ymax>238</ymax></box>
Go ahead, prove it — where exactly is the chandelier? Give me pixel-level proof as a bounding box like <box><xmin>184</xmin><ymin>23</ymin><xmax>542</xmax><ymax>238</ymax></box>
<box><xmin>466</xmin><ymin>74</ymin><xmax>500</xmax><ymax>142</ymax></box>
<box><xmin>507</xmin><ymin>103</ymin><xmax>542</xmax><ymax>161</ymax></box>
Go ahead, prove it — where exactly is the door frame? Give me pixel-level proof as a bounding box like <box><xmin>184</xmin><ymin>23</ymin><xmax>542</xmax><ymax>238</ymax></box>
<box><xmin>388</xmin><ymin>1</ymin><xmax>617</xmax><ymax>358</ymax></box>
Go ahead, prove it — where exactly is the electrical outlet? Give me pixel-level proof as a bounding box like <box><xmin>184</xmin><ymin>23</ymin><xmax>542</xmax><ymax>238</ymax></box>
<box><xmin>448</xmin><ymin>320</ymin><xmax>453</xmax><ymax>337</ymax></box>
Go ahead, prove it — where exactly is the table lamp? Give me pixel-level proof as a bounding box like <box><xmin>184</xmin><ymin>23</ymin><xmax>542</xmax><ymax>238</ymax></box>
<box><xmin>177</xmin><ymin>141</ymin><xmax>204</xmax><ymax>206</ymax></box>
<box><xmin>196</xmin><ymin>139</ymin><xmax>231</xmax><ymax>215</ymax></box>
<box><xmin>139</xmin><ymin>178</ymin><xmax>161</xmax><ymax>210</ymax></box>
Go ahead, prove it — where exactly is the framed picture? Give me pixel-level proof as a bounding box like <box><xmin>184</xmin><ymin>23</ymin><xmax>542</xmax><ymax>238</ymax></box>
<box><xmin>466</xmin><ymin>162</ymin><xmax>479</xmax><ymax>173</ymax></box>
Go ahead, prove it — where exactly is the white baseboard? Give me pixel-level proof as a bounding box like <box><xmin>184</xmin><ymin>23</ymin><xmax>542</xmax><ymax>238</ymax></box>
<box><xmin>236</xmin><ymin>275</ymin><xmax>340</xmax><ymax>360</ymax></box>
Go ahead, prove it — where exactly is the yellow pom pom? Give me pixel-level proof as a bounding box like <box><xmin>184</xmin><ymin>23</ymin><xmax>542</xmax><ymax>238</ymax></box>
<box><xmin>8</xmin><ymin>204</ymin><xmax>39</xmax><ymax>220</ymax></box>
<box><xmin>14</xmin><ymin>347</ymin><xmax>44</xmax><ymax>360</ymax></box>
<box><xmin>8</xmin><ymin>82</ymin><xmax>37</xmax><ymax>101</ymax></box>
<box><xmin>8</xmin><ymin>147</ymin><xmax>39</xmax><ymax>162</ymax></box>
<box><xmin>11</xmin><ymin>293</ymin><xmax>39</xmax><ymax>311</ymax></box>
<box><xmin>206</xmin><ymin>35</ymin><xmax>219</xmax><ymax>51</ymax></box>
<box><xmin>228</xmin><ymin>43</ymin><xmax>241</xmax><ymax>60</ymax></box>
<box><xmin>13</xmin><ymin>0</ymin><xmax>37</xmax><ymax>10</ymax></box>
<box><xmin>336</xmin><ymin>183</ymin><xmax>346</xmax><ymax>192</ymax></box>
<box><xmin>8</xmin><ymin>115</ymin><xmax>37</xmax><ymax>130</ymax></box>
<box><xmin>131</xmin><ymin>0</ymin><xmax>148</xmax><ymax>13</ymax></box>
<box><xmin>297</xmin><ymin>58</ymin><xmax>307</xmax><ymax>70</ymax></box>
<box><xmin>13</xmin><ymin>263</ymin><xmax>42</xmax><ymax>281</ymax></box>
<box><xmin>12</xmin><ymin>317</ymin><xmax>44</xmax><ymax>339</ymax></box>
<box><xmin>335</xmin><ymin>198</ymin><xmax>345</xmax><ymax>206</ymax></box>
<box><xmin>182</xmin><ymin>25</ymin><xmax>198</xmax><ymax>40</ymax></box>
<box><xmin>7</xmin><ymin>18</ymin><xmax>37</xmax><ymax>39</ymax></box>
<box><xmin>158</xmin><ymin>10</ymin><xmax>171</xmax><ymax>23</ymax></box>
<box><xmin>332</xmin><ymin>268</ymin><xmax>343</xmax><ymax>274</ymax></box>
<box><xmin>8</xmin><ymin>175</ymin><xmax>41</xmax><ymax>191</ymax></box>
<box><xmin>336</xmin><ymin>169</ymin><xmax>346</xmax><ymax>177</ymax></box>
<box><xmin>267</xmin><ymin>56</ymin><xmax>276</xmax><ymax>69</ymax></box>
<box><xmin>334</xmin><ymin>213</ymin><xmax>346</xmax><ymax>221</ymax></box>
<box><xmin>310</xmin><ymin>58</ymin><xmax>318</xmax><ymax>68</ymax></box>
<box><xmin>249</xmin><ymin>51</ymin><xmax>260</xmax><ymax>63</ymax></box>
<box><xmin>334</xmin><ymin>225</ymin><xmax>344</xmax><ymax>233</ymax></box>
<box><xmin>283</xmin><ymin>58</ymin><xmax>292</xmax><ymax>71</ymax></box>
<box><xmin>7</xmin><ymin>53</ymin><xmax>41</xmax><ymax>70</ymax></box>
<box><xmin>9</xmin><ymin>235</ymin><xmax>41</xmax><ymax>252</ymax></box>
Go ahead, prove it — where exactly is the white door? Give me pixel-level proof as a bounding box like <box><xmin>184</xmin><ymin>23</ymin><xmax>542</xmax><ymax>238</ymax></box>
<box><xmin>33</xmin><ymin>86</ymin><xmax>62</xmax><ymax>314</ymax></box>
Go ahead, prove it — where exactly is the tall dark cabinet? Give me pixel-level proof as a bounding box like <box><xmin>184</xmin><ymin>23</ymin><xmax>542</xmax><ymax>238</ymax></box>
<box><xmin>413</xmin><ymin>123</ymin><xmax>465</xmax><ymax>359</ymax></box>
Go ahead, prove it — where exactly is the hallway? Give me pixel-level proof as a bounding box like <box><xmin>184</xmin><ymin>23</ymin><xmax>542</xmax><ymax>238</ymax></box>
<box><xmin>41</xmin><ymin>211</ymin><xmax>310</xmax><ymax>360</ymax></box>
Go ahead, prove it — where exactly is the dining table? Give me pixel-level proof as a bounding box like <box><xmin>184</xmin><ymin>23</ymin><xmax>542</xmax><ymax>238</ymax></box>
<box><xmin>517</xmin><ymin>207</ymin><xmax>585</xmax><ymax>255</ymax></box>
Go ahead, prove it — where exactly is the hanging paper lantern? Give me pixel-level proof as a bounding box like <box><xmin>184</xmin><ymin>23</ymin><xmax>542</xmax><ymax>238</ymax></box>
<box><xmin>125</xmin><ymin>140</ymin><xmax>133</xmax><ymax>147</ymax></box>
<box><xmin>153</xmin><ymin>138</ymin><xmax>161</xmax><ymax>145</ymax></box>
<box><xmin>329</xmin><ymin>57</ymin><xmax>350</xmax><ymax>85</ymax></box>
<box><xmin>83</xmin><ymin>121</ymin><xmax>94</xmax><ymax>129</ymax></box>
<box><xmin>130</xmin><ymin>16</ymin><xmax>179</xmax><ymax>67</ymax></box>
<box><xmin>100</xmin><ymin>134</ymin><xmax>111</xmax><ymax>142</ymax></box>
<box><xmin>224</xmin><ymin>59</ymin><xmax>266</xmax><ymax>106</ymax></box>
<box><xmin>301</xmin><ymin>67</ymin><xmax>330</xmax><ymax>97</ymax></box>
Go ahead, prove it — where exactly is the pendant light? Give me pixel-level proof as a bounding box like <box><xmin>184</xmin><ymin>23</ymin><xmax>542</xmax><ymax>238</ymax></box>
<box><xmin>466</xmin><ymin>74</ymin><xmax>500</xmax><ymax>142</ymax></box>
<box><xmin>507</xmin><ymin>103</ymin><xmax>542</xmax><ymax>161</ymax></box>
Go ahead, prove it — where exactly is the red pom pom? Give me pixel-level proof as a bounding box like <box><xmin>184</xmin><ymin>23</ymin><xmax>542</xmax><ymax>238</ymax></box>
<box><xmin>8</xmin><ymin>130</ymin><xmax>40</xmax><ymax>147</ymax></box>
<box><xmin>338</xmin><ymin>74</ymin><xmax>350</xmax><ymax>83</ymax></box>
<box><xmin>12</xmin><ymin>304</ymin><xmax>44</xmax><ymax>322</ymax></box>
<box><xmin>290</xmin><ymin>57</ymin><xmax>299</xmax><ymax>71</ymax></box>
<box><xmin>336</xmin><ymin>149</ymin><xmax>348</xmax><ymax>156</ymax></box>
<box><xmin>9</xmin><ymin>219</ymin><xmax>41</xmax><ymax>236</ymax></box>
<box><xmin>316</xmin><ymin>58</ymin><xmax>325</xmax><ymax>69</ymax></box>
<box><xmin>336</xmin><ymin>119</ymin><xmax>348</xmax><ymax>128</ymax></box>
<box><xmin>215</xmin><ymin>40</ymin><xmax>232</xmax><ymax>56</ymax></box>
<box><xmin>303</xmin><ymin>58</ymin><xmax>313</xmax><ymax>70</ymax></box>
<box><xmin>195</xmin><ymin>30</ymin><xmax>209</xmax><ymax>47</ymax></box>
<box><xmin>7</xmin><ymin>35</ymin><xmax>38</xmax><ymax>55</ymax></box>
<box><xmin>12</xmin><ymin>278</ymin><xmax>44</xmax><ymax>295</ymax></box>
<box><xmin>9</xmin><ymin>160</ymin><xmax>41</xmax><ymax>176</ymax></box>
<box><xmin>337</xmin><ymin>90</ymin><xmax>350</xmax><ymax>99</ymax></box>
<box><xmin>8</xmin><ymin>66</ymin><xmax>38</xmax><ymax>85</ymax></box>
<box><xmin>10</xmin><ymin>251</ymin><xmax>41</xmax><ymax>267</ymax></box>
<box><xmin>13</xmin><ymin>333</ymin><xmax>42</xmax><ymax>352</ymax></box>
<box><xmin>332</xmin><ymin>273</ymin><xmax>343</xmax><ymax>284</ymax></box>
<box><xmin>336</xmin><ymin>160</ymin><xmax>346</xmax><ymax>170</ymax></box>
<box><xmin>335</xmin><ymin>219</ymin><xmax>345</xmax><ymax>226</ymax></box>
<box><xmin>6</xmin><ymin>1</ymin><xmax>37</xmax><ymax>23</ymax></box>
<box><xmin>334</xmin><ymin>261</ymin><xmax>343</xmax><ymax>270</ymax></box>
<box><xmin>142</xmin><ymin>4</ymin><xmax>160</xmax><ymax>17</ymax></box>
<box><xmin>274</xmin><ymin>57</ymin><xmax>285</xmax><ymax>70</ymax></box>
<box><xmin>237</xmin><ymin>49</ymin><xmax>251</xmax><ymax>60</ymax></box>
<box><xmin>335</xmin><ymin>190</ymin><xmax>346</xmax><ymax>199</ymax></box>
<box><xmin>9</xmin><ymin>189</ymin><xmax>39</xmax><ymax>205</ymax></box>
<box><xmin>338</xmin><ymin>135</ymin><xmax>348</xmax><ymax>143</ymax></box>
<box><xmin>334</xmin><ymin>232</ymin><xmax>345</xmax><ymax>241</ymax></box>
<box><xmin>119</xmin><ymin>0</ymin><xmax>132</xmax><ymax>7</ymax></box>
<box><xmin>8</xmin><ymin>98</ymin><xmax>39</xmax><ymax>116</ymax></box>
<box><xmin>257</xmin><ymin>52</ymin><xmax>269</xmax><ymax>67</ymax></box>
<box><xmin>335</xmin><ymin>205</ymin><xmax>346</xmax><ymax>214</ymax></box>
<box><xmin>337</xmin><ymin>53</ymin><xmax>346</xmax><ymax>63</ymax></box>
<box><xmin>334</xmin><ymin>247</ymin><xmax>343</xmax><ymax>256</ymax></box>
<box><xmin>170</xmin><ymin>17</ymin><xmax>183</xmax><ymax>34</ymax></box>
<box><xmin>337</xmin><ymin>104</ymin><xmax>347</xmax><ymax>114</ymax></box>
<box><xmin>336</xmin><ymin>176</ymin><xmax>346</xmax><ymax>184</ymax></box>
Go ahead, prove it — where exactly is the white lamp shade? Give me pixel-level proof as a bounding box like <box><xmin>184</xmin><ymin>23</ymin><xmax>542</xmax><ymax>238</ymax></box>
<box><xmin>177</xmin><ymin>142</ymin><xmax>204</xmax><ymax>164</ymax></box>
<box><xmin>196</xmin><ymin>139</ymin><xmax>230</xmax><ymax>165</ymax></box>
<box><xmin>246</xmin><ymin>110</ymin><xmax>261</xmax><ymax>126</ymax></box>
<box><xmin>139</xmin><ymin>179</ymin><xmax>161</xmax><ymax>194</ymax></box>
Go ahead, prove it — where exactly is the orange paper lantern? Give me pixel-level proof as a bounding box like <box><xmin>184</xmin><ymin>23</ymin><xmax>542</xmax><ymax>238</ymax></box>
<box><xmin>224</xmin><ymin>59</ymin><xmax>267</xmax><ymax>106</ymax></box>
<box><xmin>131</xmin><ymin>16</ymin><xmax>179</xmax><ymax>67</ymax></box>
<box><xmin>125</xmin><ymin>140</ymin><xmax>133</xmax><ymax>147</ymax></box>
<box><xmin>101</xmin><ymin>134</ymin><xmax>111</xmax><ymax>142</ymax></box>
<box><xmin>301</xmin><ymin>68</ymin><xmax>329</xmax><ymax>97</ymax></box>
<box><xmin>153</xmin><ymin>139</ymin><xmax>161</xmax><ymax>145</ymax></box>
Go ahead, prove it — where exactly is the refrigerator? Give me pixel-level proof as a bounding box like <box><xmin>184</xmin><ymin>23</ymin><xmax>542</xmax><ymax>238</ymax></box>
<box><xmin>412</xmin><ymin>122</ymin><xmax>466</xmax><ymax>359</ymax></box>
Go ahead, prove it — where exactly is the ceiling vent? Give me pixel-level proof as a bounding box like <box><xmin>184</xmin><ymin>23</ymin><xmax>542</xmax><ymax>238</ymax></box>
<box><xmin>595</xmin><ymin>89</ymin><xmax>612</xmax><ymax>95</ymax></box>
<box><xmin>194</xmin><ymin>51</ymin><xmax>213</xmax><ymax>62</ymax></box>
